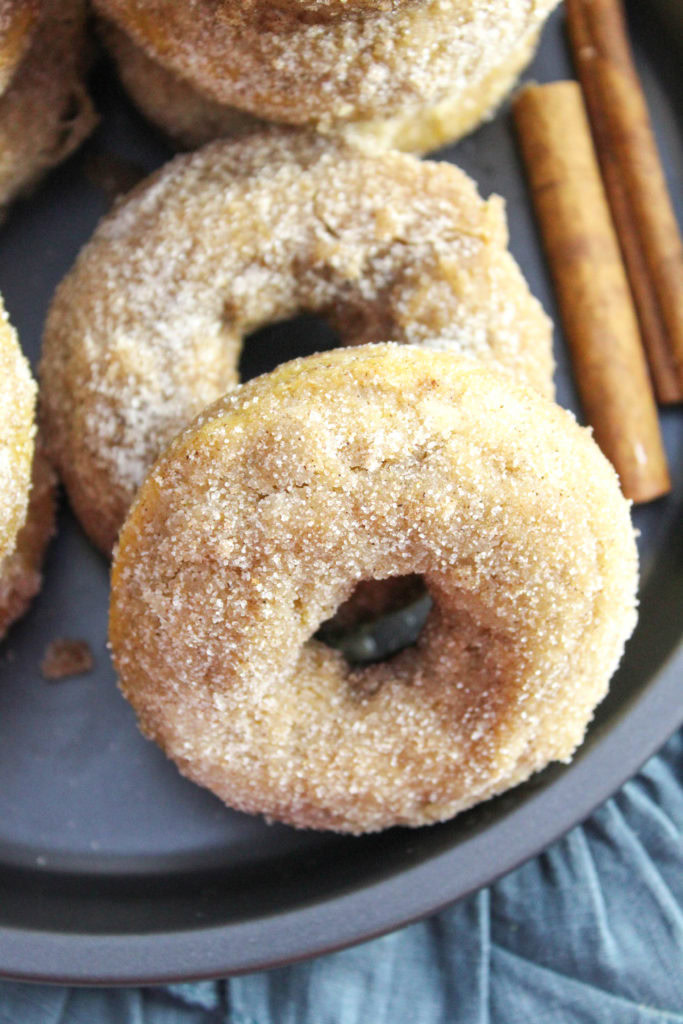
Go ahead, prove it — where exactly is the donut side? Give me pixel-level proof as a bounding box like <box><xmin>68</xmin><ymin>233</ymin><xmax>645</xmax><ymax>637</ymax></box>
<box><xmin>337</xmin><ymin>24</ymin><xmax>543</xmax><ymax>154</ymax></box>
<box><xmin>110</xmin><ymin>345</ymin><xmax>638</xmax><ymax>834</ymax></box>
<box><xmin>97</xmin><ymin>17</ymin><xmax>267</xmax><ymax>150</ymax></box>
<box><xmin>0</xmin><ymin>443</ymin><xmax>56</xmax><ymax>641</ymax></box>
<box><xmin>0</xmin><ymin>296</ymin><xmax>35</xmax><ymax>563</ymax></box>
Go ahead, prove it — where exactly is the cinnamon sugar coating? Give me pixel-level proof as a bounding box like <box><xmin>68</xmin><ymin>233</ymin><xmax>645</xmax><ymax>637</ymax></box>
<box><xmin>0</xmin><ymin>296</ymin><xmax>35</xmax><ymax>564</ymax></box>
<box><xmin>110</xmin><ymin>346</ymin><xmax>638</xmax><ymax>834</ymax></box>
<box><xmin>0</xmin><ymin>443</ymin><xmax>56</xmax><ymax>641</ymax></box>
<box><xmin>99</xmin><ymin>14</ymin><xmax>542</xmax><ymax>154</ymax></box>
<box><xmin>0</xmin><ymin>0</ymin><xmax>96</xmax><ymax>211</ymax></box>
<box><xmin>40</xmin><ymin>130</ymin><xmax>553</xmax><ymax>555</ymax></box>
<box><xmin>94</xmin><ymin>0</ymin><xmax>559</xmax><ymax>131</ymax></box>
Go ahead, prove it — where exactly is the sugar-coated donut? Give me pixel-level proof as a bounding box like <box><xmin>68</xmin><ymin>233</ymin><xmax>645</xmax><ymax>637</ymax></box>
<box><xmin>0</xmin><ymin>443</ymin><xmax>56</xmax><ymax>640</ymax></box>
<box><xmin>98</xmin><ymin>13</ymin><xmax>545</xmax><ymax>154</ymax></box>
<box><xmin>110</xmin><ymin>345</ymin><xmax>639</xmax><ymax>834</ymax></box>
<box><xmin>40</xmin><ymin>130</ymin><xmax>553</xmax><ymax>556</ymax></box>
<box><xmin>0</xmin><ymin>296</ymin><xmax>35</xmax><ymax>564</ymax></box>
<box><xmin>94</xmin><ymin>0</ymin><xmax>559</xmax><ymax>146</ymax></box>
<box><xmin>0</xmin><ymin>0</ymin><xmax>96</xmax><ymax>211</ymax></box>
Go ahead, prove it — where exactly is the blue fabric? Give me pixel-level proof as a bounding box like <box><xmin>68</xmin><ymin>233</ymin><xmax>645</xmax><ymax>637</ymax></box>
<box><xmin>1</xmin><ymin>730</ymin><xmax>681</xmax><ymax>1023</ymax></box>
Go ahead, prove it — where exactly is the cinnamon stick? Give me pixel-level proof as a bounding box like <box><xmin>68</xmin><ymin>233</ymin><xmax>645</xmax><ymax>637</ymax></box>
<box><xmin>513</xmin><ymin>81</ymin><xmax>670</xmax><ymax>503</ymax></box>
<box><xmin>567</xmin><ymin>0</ymin><xmax>683</xmax><ymax>402</ymax></box>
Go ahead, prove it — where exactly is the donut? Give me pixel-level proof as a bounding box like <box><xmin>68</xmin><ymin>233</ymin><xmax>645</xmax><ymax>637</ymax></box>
<box><xmin>0</xmin><ymin>0</ymin><xmax>96</xmax><ymax>211</ymax></box>
<box><xmin>109</xmin><ymin>345</ymin><xmax>639</xmax><ymax>834</ymax></box>
<box><xmin>0</xmin><ymin>443</ymin><xmax>56</xmax><ymax>641</ymax></box>
<box><xmin>0</xmin><ymin>295</ymin><xmax>35</xmax><ymax>563</ymax></box>
<box><xmin>93</xmin><ymin>0</ymin><xmax>560</xmax><ymax>151</ymax></box>
<box><xmin>40</xmin><ymin>130</ymin><xmax>554</xmax><ymax>556</ymax></box>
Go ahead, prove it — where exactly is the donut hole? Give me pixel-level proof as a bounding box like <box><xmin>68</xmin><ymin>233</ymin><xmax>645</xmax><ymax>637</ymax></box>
<box><xmin>317</xmin><ymin>574</ymin><xmax>432</xmax><ymax>666</ymax></box>
<box><xmin>340</xmin><ymin>586</ymin><xmax>518</xmax><ymax>713</ymax></box>
<box><xmin>238</xmin><ymin>313</ymin><xmax>341</xmax><ymax>382</ymax></box>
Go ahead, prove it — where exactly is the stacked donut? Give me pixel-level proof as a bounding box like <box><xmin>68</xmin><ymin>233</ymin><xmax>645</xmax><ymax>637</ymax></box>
<box><xmin>94</xmin><ymin>0</ymin><xmax>561</xmax><ymax>151</ymax></box>
<box><xmin>38</xmin><ymin>131</ymin><xmax>639</xmax><ymax>833</ymax></box>
<box><xmin>0</xmin><ymin>297</ymin><xmax>55</xmax><ymax>640</ymax></box>
<box><xmin>0</xmin><ymin>0</ymin><xmax>96</xmax><ymax>211</ymax></box>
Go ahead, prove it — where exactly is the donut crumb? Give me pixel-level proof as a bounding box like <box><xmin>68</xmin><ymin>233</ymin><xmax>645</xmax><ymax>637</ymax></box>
<box><xmin>41</xmin><ymin>638</ymin><xmax>94</xmax><ymax>679</ymax></box>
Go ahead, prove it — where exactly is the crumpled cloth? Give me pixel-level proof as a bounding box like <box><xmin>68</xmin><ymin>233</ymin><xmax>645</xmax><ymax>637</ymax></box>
<box><xmin>1</xmin><ymin>730</ymin><xmax>681</xmax><ymax>1024</ymax></box>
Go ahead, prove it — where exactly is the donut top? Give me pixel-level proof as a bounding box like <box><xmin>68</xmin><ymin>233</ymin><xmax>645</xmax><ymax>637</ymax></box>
<box><xmin>0</xmin><ymin>297</ymin><xmax>35</xmax><ymax>562</ymax></box>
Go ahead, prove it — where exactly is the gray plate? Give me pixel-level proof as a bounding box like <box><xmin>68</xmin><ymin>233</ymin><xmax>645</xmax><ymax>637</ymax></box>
<box><xmin>0</xmin><ymin>4</ymin><xmax>681</xmax><ymax>985</ymax></box>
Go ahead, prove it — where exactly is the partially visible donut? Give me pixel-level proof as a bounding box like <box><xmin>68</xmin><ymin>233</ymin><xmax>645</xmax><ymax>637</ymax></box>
<box><xmin>0</xmin><ymin>0</ymin><xmax>40</xmax><ymax>94</ymax></box>
<box><xmin>94</xmin><ymin>0</ymin><xmax>559</xmax><ymax>142</ymax></box>
<box><xmin>0</xmin><ymin>443</ymin><xmax>56</xmax><ymax>641</ymax></box>
<box><xmin>40</xmin><ymin>130</ymin><xmax>554</xmax><ymax>556</ymax></box>
<box><xmin>0</xmin><ymin>0</ymin><xmax>96</xmax><ymax>211</ymax></box>
<box><xmin>0</xmin><ymin>295</ymin><xmax>34</xmax><ymax>563</ymax></box>
<box><xmin>98</xmin><ymin>14</ymin><xmax>544</xmax><ymax>154</ymax></box>
<box><xmin>110</xmin><ymin>345</ymin><xmax>639</xmax><ymax>834</ymax></box>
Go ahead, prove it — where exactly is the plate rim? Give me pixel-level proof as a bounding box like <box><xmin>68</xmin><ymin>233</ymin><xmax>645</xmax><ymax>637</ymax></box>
<box><xmin>0</xmin><ymin>637</ymin><xmax>680</xmax><ymax>985</ymax></box>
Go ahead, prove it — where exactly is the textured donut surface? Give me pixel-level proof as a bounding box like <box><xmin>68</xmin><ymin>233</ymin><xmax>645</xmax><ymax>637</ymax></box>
<box><xmin>0</xmin><ymin>0</ymin><xmax>96</xmax><ymax>210</ymax></box>
<box><xmin>41</xmin><ymin>130</ymin><xmax>553</xmax><ymax>555</ymax></box>
<box><xmin>0</xmin><ymin>296</ymin><xmax>35</xmax><ymax>563</ymax></box>
<box><xmin>94</xmin><ymin>0</ymin><xmax>559</xmax><ymax>130</ymax></box>
<box><xmin>110</xmin><ymin>345</ymin><xmax>638</xmax><ymax>834</ymax></box>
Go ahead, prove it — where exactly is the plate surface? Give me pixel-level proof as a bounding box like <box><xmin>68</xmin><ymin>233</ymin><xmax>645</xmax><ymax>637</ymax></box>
<box><xmin>0</xmin><ymin>4</ymin><xmax>681</xmax><ymax>984</ymax></box>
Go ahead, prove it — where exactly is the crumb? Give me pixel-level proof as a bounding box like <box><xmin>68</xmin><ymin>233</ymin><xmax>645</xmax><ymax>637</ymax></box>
<box><xmin>41</xmin><ymin>638</ymin><xmax>94</xmax><ymax>680</ymax></box>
